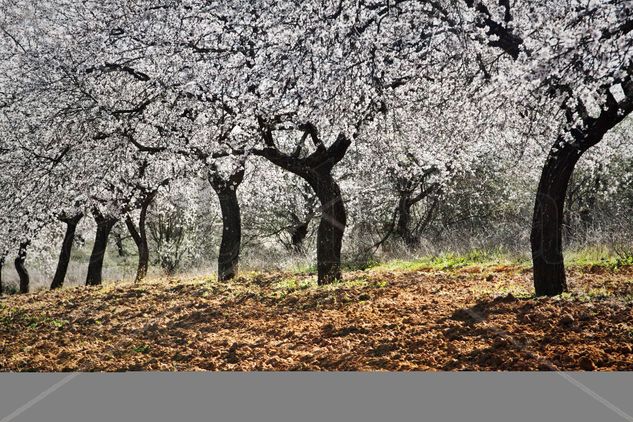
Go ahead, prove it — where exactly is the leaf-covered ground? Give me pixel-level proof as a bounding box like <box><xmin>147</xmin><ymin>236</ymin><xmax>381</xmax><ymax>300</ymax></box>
<box><xmin>1</xmin><ymin>264</ymin><xmax>633</xmax><ymax>371</ymax></box>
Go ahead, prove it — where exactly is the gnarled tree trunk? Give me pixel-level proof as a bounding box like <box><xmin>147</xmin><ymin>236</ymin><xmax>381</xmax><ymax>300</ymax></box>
<box><xmin>255</xmin><ymin>120</ymin><xmax>351</xmax><ymax>285</ymax></box>
<box><xmin>393</xmin><ymin>181</ymin><xmax>439</xmax><ymax>247</ymax></box>
<box><xmin>126</xmin><ymin>193</ymin><xmax>155</xmax><ymax>283</ymax></box>
<box><xmin>15</xmin><ymin>242</ymin><xmax>29</xmax><ymax>294</ymax></box>
<box><xmin>306</xmin><ymin>172</ymin><xmax>347</xmax><ymax>284</ymax></box>
<box><xmin>86</xmin><ymin>212</ymin><xmax>117</xmax><ymax>286</ymax></box>
<box><xmin>51</xmin><ymin>213</ymin><xmax>83</xmax><ymax>290</ymax></box>
<box><xmin>209</xmin><ymin>169</ymin><xmax>244</xmax><ymax>282</ymax></box>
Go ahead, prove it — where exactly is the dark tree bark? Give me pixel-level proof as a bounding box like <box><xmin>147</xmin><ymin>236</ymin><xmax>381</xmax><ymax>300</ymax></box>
<box><xmin>15</xmin><ymin>242</ymin><xmax>29</xmax><ymax>294</ymax></box>
<box><xmin>114</xmin><ymin>232</ymin><xmax>127</xmax><ymax>257</ymax></box>
<box><xmin>464</xmin><ymin>0</ymin><xmax>523</xmax><ymax>59</ymax></box>
<box><xmin>531</xmin><ymin>142</ymin><xmax>583</xmax><ymax>296</ymax></box>
<box><xmin>86</xmin><ymin>212</ymin><xmax>117</xmax><ymax>286</ymax></box>
<box><xmin>289</xmin><ymin>217</ymin><xmax>311</xmax><ymax>252</ymax></box>
<box><xmin>395</xmin><ymin>195</ymin><xmax>416</xmax><ymax>247</ymax></box>
<box><xmin>255</xmin><ymin>120</ymin><xmax>351</xmax><ymax>285</ymax></box>
<box><xmin>394</xmin><ymin>182</ymin><xmax>439</xmax><ymax>247</ymax></box>
<box><xmin>0</xmin><ymin>256</ymin><xmax>4</xmax><ymax>296</ymax></box>
<box><xmin>531</xmin><ymin>79</ymin><xmax>633</xmax><ymax>296</ymax></box>
<box><xmin>209</xmin><ymin>169</ymin><xmax>245</xmax><ymax>282</ymax></box>
<box><xmin>125</xmin><ymin>193</ymin><xmax>155</xmax><ymax>283</ymax></box>
<box><xmin>463</xmin><ymin>2</ymin><xmax>633</xmax><ymax>296</ymax></box>
<box><xmin>308</xmin><ymin>172</ymin><xmax>347</xmax><ymax>284</ymax></box>
<box><xmin>51</xmin><ymin>213</ymin><xmax>83</xmax><ymax>290</ymax></box>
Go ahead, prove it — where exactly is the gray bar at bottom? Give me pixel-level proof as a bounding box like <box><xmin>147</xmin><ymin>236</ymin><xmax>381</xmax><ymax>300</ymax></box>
<box><xmin>0</xmin><ymin>373</ymin><xmax>632</xmax><ymax>422</ymax></box>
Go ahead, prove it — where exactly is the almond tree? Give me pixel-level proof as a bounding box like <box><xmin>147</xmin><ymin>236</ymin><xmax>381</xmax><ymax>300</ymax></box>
<box><xmin>467</xmin><ymin>0</ymin><xmax>633</xmax><ymax>295</ymax></box>
<box><xmin>352</xmin><ymin>91</ymin><xmax>502</xmax><ymax>249</ymax></box>
<box><xmin>229</xmin><ymin>1</ymin><xmax>472</xmax><ymax>284</ymax></box>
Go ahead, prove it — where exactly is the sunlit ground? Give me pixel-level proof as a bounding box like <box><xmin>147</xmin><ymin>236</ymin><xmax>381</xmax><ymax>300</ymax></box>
<box><xmin>1</xmin><ymin>255</ymin><xmax>633</xmax><ymax>371</ymax></box>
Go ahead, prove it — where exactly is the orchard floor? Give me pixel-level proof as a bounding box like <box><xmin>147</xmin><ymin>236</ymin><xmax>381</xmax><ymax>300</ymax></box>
<box><xmin>2</xmin><ymin>263</ymin><xmax>633</xmax><ymax>371</ymax></box>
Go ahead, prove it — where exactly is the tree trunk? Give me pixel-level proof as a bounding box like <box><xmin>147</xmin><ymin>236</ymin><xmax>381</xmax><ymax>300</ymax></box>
<box><xmin>394</xmin><ymin>194</ymin><xmax>418</xmax><ymax>247</ymax></box>
<box><xmin>0</xmin><ymin>257</ymin><xmax>4</xmax><ymax>296</ymax></box>
<box><xmin>51</xmin><ymin>214</ymin><xmax>83</xmax><ymax>290</ymax></box>
<box><xmin>530</xmin><ymin>79</ymin><xmax>633</xmax><ymax>296</ymax></box>
<box><xmin>114</xmin><ymin>233</ymin><xmax>127</xmax><ymax>257</ymax></box>
<box><xmin>86</xmin><ymin>214</ymin><xmax>117</xmax><ymax>286</ymax></box>
<box><xmin>289</xmin><ymin>219</ymin><xmax>310</xmax><ymax>253</ymax></box>
<box><xmin>125</xmin><ymin>194</ymin><xmax>154</xmax><ymax>283</ymax></box>
<box><xmin>208</xmin><ymin>168</ymin><xmax>244</xmax><ymax>282</ymax></box>
<box><xmin>213</xmin><ymin>185</ymin><xmax>242</xmax><ymax>281</ymax></box>
<box><xmin>255</xmin><ymin>121</ymin><xmax>351</xmax><ymax>286</ymax></box>
<box><xmin>307</xmin><ymin>173</ymin><xmax>347</xmax><ymax>285</ymax></box>
<box><xmin>531</xmin><ymin>141</ymin><xmax>585</xmax><ymax>296</ymax></box>
<box><xmin>15</xmin><ymin>242</ymin><xmax>29</xmax><ymax>294</ymax></box>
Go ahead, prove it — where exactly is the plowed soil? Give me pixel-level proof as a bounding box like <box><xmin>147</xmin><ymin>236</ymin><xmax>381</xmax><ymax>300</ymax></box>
<box><xmin>1</xmin><ymin>265</ymin><xmax>633</xmax><ymax>371</ymax></box>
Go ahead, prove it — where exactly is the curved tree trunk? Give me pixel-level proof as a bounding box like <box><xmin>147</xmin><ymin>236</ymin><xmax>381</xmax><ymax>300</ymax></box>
<box><xmin>394</xmin><ymin>181</ymin><xmax>439</xmax><ymax>248</ymax></box>
<box><xmin>126</xmin><ymin>194</ymin><xmax>155</xmax><ymax>283</ymax></box>
<box><xmin>255</xmin><ymin>120</ymin><xmax>352</xmax><ymax>285</ymax></box>
<box><xmin>51</xmin><ymin>214</ymin><xmax>83</xmax><ymax>290</ymax></box>
<box><xmin>15</xmin><ymin>242</ymin><xmax>29</xmax><ymax>294</ymax></box>
<box><xmin>530</xmin><ymin>142</ymin><xmax>582</xmax><ymax>296</ymax></box>
<box><xmin>86</xmin><ymin>213</ymin><xmax>117</xmax><ymax>286</ymax></box>
<box><xmin>530</xmin><ymin>79</ymin><xmax>633</xmax><ymax>296</ymax></box>
<box><xmin>460</xmin><ymin>2</ymin><xmax>633</xmax><ymax>297</ymax></box>
<box><xmin>209</xmin><ymin>171</ymin><xmax>244</xmax><ymax>282</ymax></box>
<box><xmin>308</xmin><ymin>173</ymin><xmax>347</xmax><ymax>285</ymax></box>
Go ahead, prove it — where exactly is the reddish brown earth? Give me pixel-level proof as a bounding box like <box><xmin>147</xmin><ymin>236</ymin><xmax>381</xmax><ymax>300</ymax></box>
<box><xmin>1</xmin><ymin>265</ymin><xmax>633</xmax><ymax>371</ymax></box>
